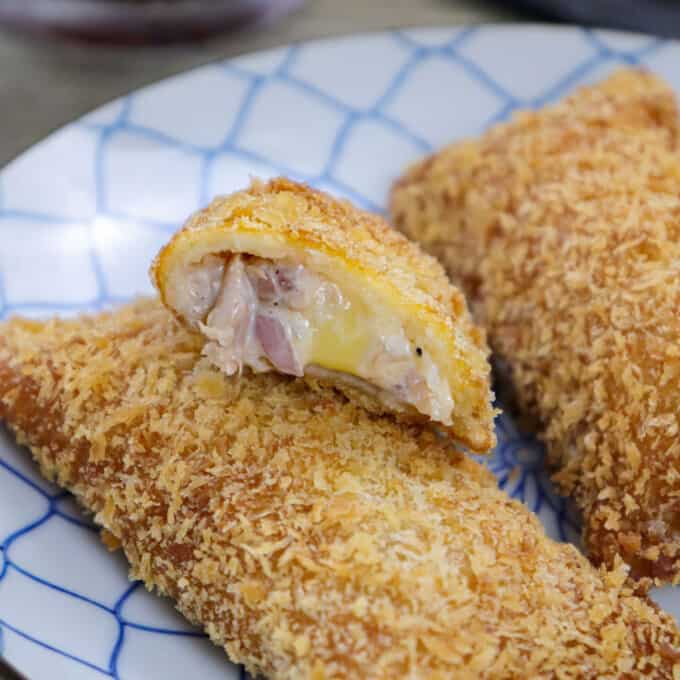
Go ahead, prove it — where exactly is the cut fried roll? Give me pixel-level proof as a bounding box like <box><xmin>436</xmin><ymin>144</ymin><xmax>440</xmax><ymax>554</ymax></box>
<box><xmin>391</xmin><ymin>69</ymin><xmax>680</xmax><ymax>584</ymax></box>
<box><xmin>1</xmin><ymin>299</ymin><xmax>679</xmax><ymax>678</ymax></box>
<box><xmin>152</xmin><ymin>178</ymin><xmax>495</xmax><ymax>452</ymax></box>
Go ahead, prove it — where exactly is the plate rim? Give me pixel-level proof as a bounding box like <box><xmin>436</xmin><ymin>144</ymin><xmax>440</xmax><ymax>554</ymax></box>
<box><xmin>0</xmin><ymin>21</ymin><xmax>671</xmax><ymax>177</ymax></box>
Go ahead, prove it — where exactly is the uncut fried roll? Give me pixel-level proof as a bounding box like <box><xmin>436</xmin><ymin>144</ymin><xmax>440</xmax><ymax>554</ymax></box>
<box><xmin>1</xmin><ymin>301</ymin><xmax>680</xmax><ymax>678</ymax></box>
<box><xmin>390</xmin><ymin>69</ymin><xmax>680</xmax><ymax>584</ymax></box>
<box><xmin>152</xmin><ymin>178</ymin><xmax>495</xmax><ymax>453</ymax></box>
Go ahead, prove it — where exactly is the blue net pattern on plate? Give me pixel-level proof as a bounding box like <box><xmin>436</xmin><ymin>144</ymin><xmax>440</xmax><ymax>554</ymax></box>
<box><xmin>0</xmin><ymin>26</ymin><xmax>669</xmax><ymax>679</ymax></box>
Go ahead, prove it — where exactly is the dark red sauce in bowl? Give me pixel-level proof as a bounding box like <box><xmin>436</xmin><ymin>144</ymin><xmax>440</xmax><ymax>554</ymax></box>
<box><xmin>0</xmin><ymin>0</ymin><xmax>303</xmax><ymax>44</ymax></box>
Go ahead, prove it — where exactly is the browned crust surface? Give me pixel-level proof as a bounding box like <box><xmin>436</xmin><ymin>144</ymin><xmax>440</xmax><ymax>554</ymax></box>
<box><xmin>1</xmin><ymin>299</ymin><xmax>679</xmax><ymax>678</ymax></box>
<box><xmin>152</xmin><ymin>177</ymin><xmax>496</xmax><ymax>453</ymax></box>
<box><xmin>390</xmin><ymin>69</ymin><xmax>680</xmax><ymax>585</ymax></box>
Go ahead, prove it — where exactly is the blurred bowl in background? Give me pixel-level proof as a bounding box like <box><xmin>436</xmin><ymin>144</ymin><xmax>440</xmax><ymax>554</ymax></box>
<box><xmin>0</xmin><ymin>0</ymin><xmax>303</xmax><ymax>44</ymax></box>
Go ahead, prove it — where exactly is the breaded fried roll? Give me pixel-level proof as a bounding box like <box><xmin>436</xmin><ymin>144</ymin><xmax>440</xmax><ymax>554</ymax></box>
<box><xmin>152</xmin><ymin>178</ymin><xmax>495</xmax><ymax>452</ymax></box>
<box><xmin>1</xmin><ymin>300</ymin><xmax>679</xmax><ymax>678</ymax></box>
<box><xmin>391</xmin><ymin>69</ymin><xmax>680</xmax><ymax>584</ymax></box>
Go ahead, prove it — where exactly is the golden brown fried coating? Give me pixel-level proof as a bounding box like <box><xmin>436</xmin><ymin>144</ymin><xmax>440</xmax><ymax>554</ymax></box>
<box><xmin>1</xmin><ymin>299</ymin><xmax>679</xmax><ymax>678</ymax></box>
<box><xmin>391</xmin><ymin>69</ymin><xmax>680</xmax><ymax>585</ymax></box>
<box><xmin>153</xmin><ymin>178</ymin><xmax>496</xmax><ymax>452</ymax></box>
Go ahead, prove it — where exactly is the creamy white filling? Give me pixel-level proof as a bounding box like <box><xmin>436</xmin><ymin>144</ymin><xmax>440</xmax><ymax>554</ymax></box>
<box><xmin>181</xmin><ymin>254</ymin><xmax>454</xmax><ymax>424</ymax></box>
<box><xmin>175</xmin><ymin>254</ymin><xmax>225</xmax><ymax>323</ymax></box>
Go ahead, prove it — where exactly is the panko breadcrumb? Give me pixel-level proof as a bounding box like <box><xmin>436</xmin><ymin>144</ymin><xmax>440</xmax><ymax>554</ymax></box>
<box><xmin>1</xmin><ymin>299</ymin><xmax>679</xmax><ymax>678</ymax></box>
<box><xmin>391</xmin><ymin>69</ymin><xmax>680</xmax><ymax>585</ymax></box>
<box><xmin>153</xmin><ymin>178</ymin><xmax>496</xmax><ymax>452</ymax></box>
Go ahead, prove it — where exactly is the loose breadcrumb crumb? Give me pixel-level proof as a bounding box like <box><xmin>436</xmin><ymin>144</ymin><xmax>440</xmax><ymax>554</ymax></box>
<box><xmin>0</xmin><ymin>299</ymin><xmax>678</xmax><ymax>677</ymax></box>
<box><xmin>391</xmin><ymin>69</ymin><xmax>680</xmax><ymax>586</ymax></box>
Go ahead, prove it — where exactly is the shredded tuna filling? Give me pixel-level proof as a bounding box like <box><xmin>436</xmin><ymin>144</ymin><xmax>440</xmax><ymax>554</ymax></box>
<box><xmin>182</xmin><ymin>254</ymin><xmax>454</xmax><ymax>424</ymax></box>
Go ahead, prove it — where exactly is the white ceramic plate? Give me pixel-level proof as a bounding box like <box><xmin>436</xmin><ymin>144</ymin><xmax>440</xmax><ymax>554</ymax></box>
<box><xmin>0</xmin><ymin>24</ymin><xmax>678</xmax><ymax>680</ymax></box>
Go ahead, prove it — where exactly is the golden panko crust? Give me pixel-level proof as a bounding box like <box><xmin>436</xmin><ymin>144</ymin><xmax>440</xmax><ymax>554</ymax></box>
<box><xmin>1</xmin><ymin>299</ymin><xmax>679</xmax><ymax>678</ymax></box>
<box><xmin>152</xmin><ymin>177</ymin><xmax>496</xmax><ymax>453</ymax></box>
<box><xmin>390</xmin><ymin>69</ymin><xmax>680</xmax><ymax>585</ymax></box>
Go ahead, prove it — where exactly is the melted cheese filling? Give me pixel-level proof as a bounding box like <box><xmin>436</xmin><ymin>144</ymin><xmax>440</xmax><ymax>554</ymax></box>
<box><xmin>178</xmin><ymin>254</ymin><xmax>454</xmax><ymax>425</ymax></box>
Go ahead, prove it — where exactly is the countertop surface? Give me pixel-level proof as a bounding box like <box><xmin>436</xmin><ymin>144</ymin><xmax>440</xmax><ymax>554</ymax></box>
<box><xmin>0</xmin><ymin>1</ymin><xmax>524</xmax><ymax>169</ymax></box>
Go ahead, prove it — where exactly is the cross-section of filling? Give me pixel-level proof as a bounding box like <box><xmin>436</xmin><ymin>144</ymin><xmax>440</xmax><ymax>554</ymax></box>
<box><xmin>176</xmin><ymin>254</ymin><xmax>455</xmax><ymax>425</ymax></box>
